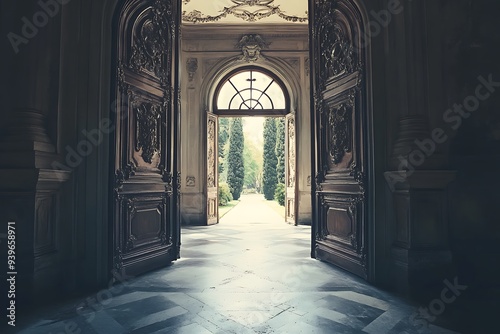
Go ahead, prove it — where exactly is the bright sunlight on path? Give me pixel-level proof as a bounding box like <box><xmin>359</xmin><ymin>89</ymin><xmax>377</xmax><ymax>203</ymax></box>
<box><xmin>220</xmin><ymin>193</ymin><xmax>285</xmax><ymax>225</ymax></box>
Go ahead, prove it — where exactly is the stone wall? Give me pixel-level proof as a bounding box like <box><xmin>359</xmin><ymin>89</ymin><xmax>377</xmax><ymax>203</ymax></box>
<box><xmin>180</xmin><ymin>24</ymin><xmax>312</xmax><ymax>225</ymax></box>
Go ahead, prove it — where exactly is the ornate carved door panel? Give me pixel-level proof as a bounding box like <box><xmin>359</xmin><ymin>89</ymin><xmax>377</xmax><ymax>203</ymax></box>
<box><xmin>112</xmin><ymin>0</ymin><xmax>180</xmax><ymax>277</ymax></box>
<box><xmin>285</xmin><ymin>113</ymin><xmax>297</xmax><ymax>224</ymax></box>
<box><xmin>310</xmin><ymin>0</ymin><xmax>370</xmax><ymax>279</ymax></box>
<box><xmin>206</xmin><ymin>113</ymin><xmax>218</xmax><ymax>225</ymax></box>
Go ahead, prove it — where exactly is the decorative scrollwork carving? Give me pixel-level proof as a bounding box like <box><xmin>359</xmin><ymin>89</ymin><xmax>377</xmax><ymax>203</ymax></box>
<box><xmin>117</xmin><ymin>61</ymin><xmax>128</xmax><ymax>93</ymax></box>
<box><xmin>176</xmin><ymin>171</ymin><xmax>181</xmax><ymax>201</ymax></box>
<box><xmin>315</xmin><ymin>1</ymin><xmax>356</xmax><ymax>83</ymax></box>
<box><xmin>126</xmin><ymin>235</ymin><xmax>137</xmax><ymax>251</ymax></box>
<box><xmin>186</xmin><ymin>58</ymin><xmax>198</xmax><ymax>82</ymax></box>
<box><xmin>349</xmin><ymin>162</ymin><xmax>366</xmax><ymax>195</ymax></box>
<box><xmin>315</xmin><ymin>172</ymin><xmax>324</xmax><ymax>191</ymax></box>
<box><xmin>182</xmin><ymin>0</ymin><xmax>307</xmax><ymax>24</ymax></box>
<box><xmin>328</xmin><ymin>103</ymin><xmax>352</xmax><ymax>164</ymax></box>
<box><xmin>160</xmin><ymin>232</ymin><xmax>167</xmax><ymax>245</ymax></box>
<box><xmin>207</xmin><ymin>118</ymin><xmax>216</xmax><ymax>188</ymax></box>
<box><xmin>134</xmin><ymin>102</ymin><xmax>162</xmax><ymax>164</ymax></box>
<box><xmin>115</xmin><ymin>162</ymin><xmax>137</xmax><ymax>188</ymax></box>
<box><xmin>129</xmin><ymin>0</ymin><xmax>172</xmax><ymax>84</ymax></box>
<box><xmin>287</xmin><ymin>116</ymin><xmax>296</xmax><ymax>187</ymax></box>
<box><xmin>186</xmin><ymin>176</ymin><xmax>195</xmax><ymax>187</ymax></box>
<box><xmin>114</xmin><ymin>247</ymin><xmax>123</xmax><ymax>271</ymax></box>
<box><xmin>350</xmin><ymin>234</ymin><xmax>358</xmax><ymax>249</ymax></box>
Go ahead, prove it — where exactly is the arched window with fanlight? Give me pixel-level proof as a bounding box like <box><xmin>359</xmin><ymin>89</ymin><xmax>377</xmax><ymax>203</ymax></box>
<box><xmin>213</xmin><ymin>67</ymin><xmax>290</xmax><ymax>116</ymax></box>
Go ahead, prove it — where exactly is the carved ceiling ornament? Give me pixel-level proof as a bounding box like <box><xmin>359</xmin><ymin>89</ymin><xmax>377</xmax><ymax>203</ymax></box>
<box><xmin>328</xmin><ymin>102</ymin><xmax>352</xmax><ymax>165</ymax></box>
<box><xmin>134</xmin><ymin>102</ymin><xmax>162</xmax><ymax>164</ymax></box>
<box><xmin>236</xmin><ymin>34</ymin><xmax>270</xmax><ymax>62</ymax></box>
<box><xmin>315</xmin><ymin>0</ymin><xmax>356</xmax><ymax>82</ymax></box>
<box><xmin>182</xmin><ymin>0</ymin><xmax>308</xmax><ymax>24</ymax></box>
<box><xmin>130</xmin><ymin>0</ymin><xmax>172</xmax><ymax>84</ymax></box>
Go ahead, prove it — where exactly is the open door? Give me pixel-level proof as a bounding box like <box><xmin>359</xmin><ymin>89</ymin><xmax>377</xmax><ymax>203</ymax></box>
<box><xmin>310</xmin><ymin>0</ymin><xmax>371</xmax><ymax>279</ymax></box>
<box><xmin>111</xmin><ymin>0</ymin><xmax>181</xmax><ymax>278</ymax></box>
<box><xmin>285</xmin><ymin>113</ymin><xmax>297</xmax><ymax>224</ymax></box>
<box><xmin>206</xmin><ymin>112</ymin><xmax>219</xmax><ymax>225</ymax></box>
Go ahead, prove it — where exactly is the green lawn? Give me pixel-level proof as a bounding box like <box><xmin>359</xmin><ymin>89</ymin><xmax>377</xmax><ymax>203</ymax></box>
<box><xmin>219</xmin><ymin>200</ymin><xmax>240</xmax><ymax>218</ymax></box>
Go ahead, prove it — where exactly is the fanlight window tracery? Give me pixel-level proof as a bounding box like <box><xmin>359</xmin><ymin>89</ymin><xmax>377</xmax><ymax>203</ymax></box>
<box><xmin>215</xmin><ymin>68</ymin><xmax>288</xmax><ymax>116</ymax></box>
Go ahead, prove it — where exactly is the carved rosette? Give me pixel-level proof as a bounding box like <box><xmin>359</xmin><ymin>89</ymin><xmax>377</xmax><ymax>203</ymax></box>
<box><xmin>134</xmin><ymin>102</ymin><xmax>162</xmax><ymax>164</ymax></box>
<box><xmin>327</xmin><ymin>103</ymin><xmax>352</xmax><ymax>165</ymax></box>
<box><xmin>207</xmin><ymin>118</ymin><xmax>216</xmax><ymax>188</ymax></box>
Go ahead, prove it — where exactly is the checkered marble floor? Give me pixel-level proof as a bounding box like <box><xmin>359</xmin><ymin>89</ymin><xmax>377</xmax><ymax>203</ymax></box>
<box><xmin>14</xmin><ymin>195</ymin><xmax>465</xmax><ymax>334</ymax></box>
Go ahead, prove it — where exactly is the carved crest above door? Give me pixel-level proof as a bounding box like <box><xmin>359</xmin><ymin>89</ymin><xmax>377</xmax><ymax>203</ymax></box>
<box><xmin>236</xmin><ymin>34</ymin><xmax>270</xmax><ymax>62</ymax></box>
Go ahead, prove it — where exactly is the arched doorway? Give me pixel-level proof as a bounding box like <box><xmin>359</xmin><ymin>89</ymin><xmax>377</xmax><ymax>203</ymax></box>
<box><xmin>205</xmin><ymin>66</ymin><xmax>298</xmax><ymax>225</ymax></box>
<box><xmin>108</xmin><ymin>0</ymin><xmax>374</xmax><ymax>281</ymax></box>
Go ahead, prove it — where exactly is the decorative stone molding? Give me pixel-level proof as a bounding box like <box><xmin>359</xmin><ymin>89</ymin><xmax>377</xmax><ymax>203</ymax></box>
<box><xmin>182</xmin><ymin>0</ymin><xmax>308</xmax><ymax>24</ymax></box>
<box><xmin>236</xmin><ymin>34</ymin><xmax>270</xmax><ymax>62</ymax></box>
<box><xmin>186</xmin><ymin>58</ymin><xmax>198</xmax><ymax>82</ymax></box>
<box><xmin>186</xmin><ymin>176</ymin><xmax>196</xmax><ymax>187</ymax></box>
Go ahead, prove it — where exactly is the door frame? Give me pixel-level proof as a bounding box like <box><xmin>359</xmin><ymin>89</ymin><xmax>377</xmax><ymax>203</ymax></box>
<box><xmin>201</xmin><ymin>62</ymin><xmax>302</xmax><ymax>226</ymax></box>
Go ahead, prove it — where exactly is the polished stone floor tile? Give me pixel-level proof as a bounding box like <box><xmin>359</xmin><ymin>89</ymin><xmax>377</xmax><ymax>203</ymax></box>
<box><xmin>13</xmin><ymin>194</ymin><xmax>466</xmax><ymax>334</ymax></box>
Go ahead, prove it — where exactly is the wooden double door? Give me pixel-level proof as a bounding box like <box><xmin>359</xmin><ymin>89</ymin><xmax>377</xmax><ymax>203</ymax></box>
<box><xmin>110</xmin><ymin>0</ymin><xmax>372</xmax><ymax>281</ymax></box>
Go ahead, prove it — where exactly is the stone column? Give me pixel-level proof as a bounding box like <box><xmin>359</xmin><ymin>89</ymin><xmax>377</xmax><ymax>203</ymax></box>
<box><xmin>384</xmin><ymin>0</ymin><xmax>456</xmax><ymax>295</ymax></box>
<box><xmin>0</xmin><ymin>0</ymin><xmax>70</xmax><ymax>300</ymax></box>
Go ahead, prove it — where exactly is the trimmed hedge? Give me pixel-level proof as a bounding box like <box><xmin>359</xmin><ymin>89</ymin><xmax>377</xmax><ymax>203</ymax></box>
<box><xmin>219</xmin><ymin>182</ymin><xmax>233</xmax><ymax>206</ymax></box>
<box><xmin>274</xmin><ymin>183</ymin><xmax>285</xmax><ymax>206</ymax></box>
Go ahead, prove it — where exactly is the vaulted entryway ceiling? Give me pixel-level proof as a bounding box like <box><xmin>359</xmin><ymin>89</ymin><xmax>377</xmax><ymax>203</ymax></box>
<box><xmin>182</xmin><ymin>0</ymin><xmax>308</xmax><ymax>24</ymax></box>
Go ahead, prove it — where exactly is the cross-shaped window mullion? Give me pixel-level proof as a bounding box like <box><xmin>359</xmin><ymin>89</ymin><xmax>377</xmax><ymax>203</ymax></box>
<box><xmin>252</xmin><ymin>79</ymin><xmax>274</xmax><ymax>109</ymax></box>
<box><xmin>229</xmin><ymin>79</ymin><xmax>251</xmax><ymax>109</ymax></box>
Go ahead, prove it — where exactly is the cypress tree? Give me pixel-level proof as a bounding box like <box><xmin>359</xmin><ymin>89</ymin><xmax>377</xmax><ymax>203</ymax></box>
<box><xmin>263</xmin><ymin>118</ymin><xmax>278</xmax><ymax>200</ymax></box>
<box><xmin>275</xmin><ymin>118</ymin><xmax>285</xmax><ymax>184</ymax></box>
<box><xmin>227</xmin><ymin>118</ymin><xmax>245</xmax><ymax>200</ymax></box>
